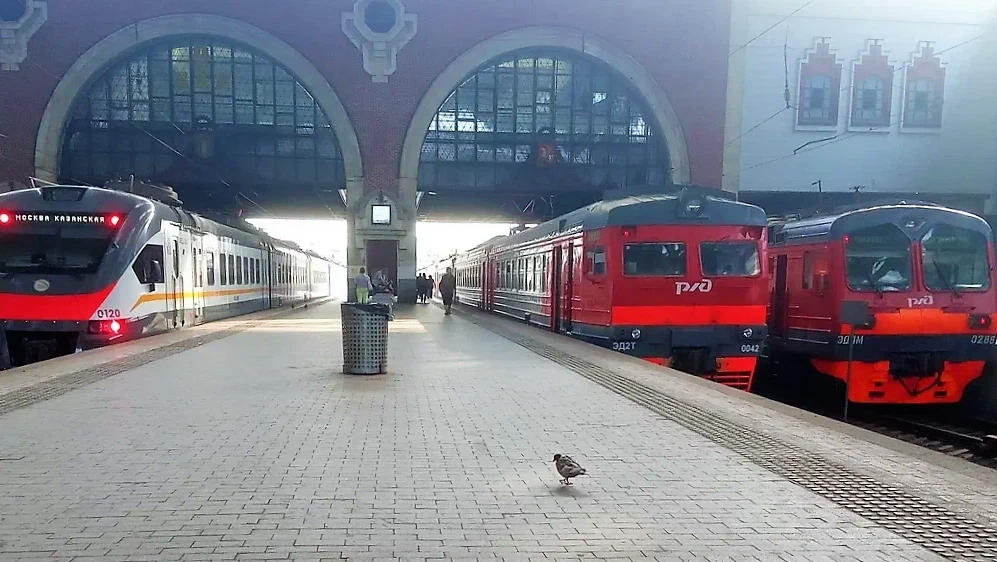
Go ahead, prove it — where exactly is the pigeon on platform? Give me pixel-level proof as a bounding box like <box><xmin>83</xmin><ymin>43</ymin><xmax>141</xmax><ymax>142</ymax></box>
<box><xmin>552</xmin><ymin>453</ymin><xmax>587</xmax><ymax>485</ymax></box>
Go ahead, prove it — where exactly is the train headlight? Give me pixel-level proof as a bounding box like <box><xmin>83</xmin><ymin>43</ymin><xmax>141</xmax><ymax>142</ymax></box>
<box><xmin>109</xmin><ymin>215</ymin><xmax>121</xmax><ymax>227</ymax></box>
<box><xmin>110</xmin><ymin>320</ymin><xmax>121</xmax><ymax>334</ymax></box>
<box><xmin>0</xmin><ymin>213</ymin><xmax>9</xmax><ymax>224</ymax></box>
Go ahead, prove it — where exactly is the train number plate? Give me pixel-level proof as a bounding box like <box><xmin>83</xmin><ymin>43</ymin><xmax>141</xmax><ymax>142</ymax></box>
<box><xmin>971</xmin><ymin>334</ymin><xmax>997</xmax><ymax>345</ymax></box>
<box><xmin>740</xmin><ymin>344</ymin><xmax>761</xmax><ymax>354</ymax></box>
<box><xmin>95</xmin><ymin>308</ymin><xmax>121</xmax><ymax>319</ymax></box>
<box><xmin>612</xmin><ymin>341</ymin><xmax>637</xmax><ymax>352</ymax></box>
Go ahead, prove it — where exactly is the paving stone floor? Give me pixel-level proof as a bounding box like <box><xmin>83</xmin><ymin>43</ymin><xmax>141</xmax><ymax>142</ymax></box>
<box><xmin>0</xmin><ymin>303</ymin><xmax>945</xmax><ymax>561</ymax></box>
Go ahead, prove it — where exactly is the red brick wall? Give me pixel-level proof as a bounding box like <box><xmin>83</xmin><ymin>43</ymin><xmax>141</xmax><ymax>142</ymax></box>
<box><xmin>0</xmin><ymin>0</ymin><xmax>732</xmax><ymax>192</ymax></box>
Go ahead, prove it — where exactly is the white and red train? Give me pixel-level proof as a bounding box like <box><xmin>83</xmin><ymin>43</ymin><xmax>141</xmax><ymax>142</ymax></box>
<box><xmin>0</xmin><ymin>183</ymin><xmax>335</xmax><ymax>368</ymax></box>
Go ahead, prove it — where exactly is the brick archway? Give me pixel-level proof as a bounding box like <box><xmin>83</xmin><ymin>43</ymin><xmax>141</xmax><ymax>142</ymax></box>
<box><xmin>398</xmin><ymin>26</ymin><xmax>692</xmax><ymax>200</ymax></box>
<box><xmin>34</xmin><ymin>14</ymin><xmax>363</xmax><ymax>188</ymax></box>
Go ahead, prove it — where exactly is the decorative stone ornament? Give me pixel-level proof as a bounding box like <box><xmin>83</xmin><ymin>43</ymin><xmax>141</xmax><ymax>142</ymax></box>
<box><xmin>342</xmin><ymin>0</ymin><xmax>416</xmax><ymax>83</ymax></box>
<box><xmin>0</xmin><ymin>0</ymin><xmax>47</xmax><ymax>71</ymax></box>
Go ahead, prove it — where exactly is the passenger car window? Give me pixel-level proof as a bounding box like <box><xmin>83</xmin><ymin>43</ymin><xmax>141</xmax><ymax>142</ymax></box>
<box><xmin>207</xmin><ymin>252</ymin><xmax>216</xmax><ymax>286</ymax></box>
<box><xmin>700</xmin><ymin>242</ymin><xmax>760</xmax><ymax>277</ymax></box>
<box><xmin>623</xmin><ymin>243</ymin><xmax>686</xmax><ymax>276</ymax></box>
<box><xmin>588</xmin><ymin>247</ymin><xmax>606</xmax><ymax>276</ymax></box>
<box><xmin>220</xmin><ymin>253</ymin><xmax>228</xmax><ymax>285</ymax></box>
<box><xmin>133</xmin><ymin>244</ymin><xmax>165</xmax><ymax>284</ymax></box>
<box><xmin>845</xmin><ymin>224</ymin><xmax>912</xmax><ymax>292</ymax></box>
<box><xmin>922</xmin><ymin>224</ymin><xmax>990</xmax><ymax>292</ymax></box>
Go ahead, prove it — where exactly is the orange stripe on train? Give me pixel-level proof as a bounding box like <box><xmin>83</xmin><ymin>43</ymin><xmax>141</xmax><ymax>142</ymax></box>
<box><xmin>130</xmin><ymin>287</ymin><xmax>263</xmax><ymax>311</ymax></box>
<box><xmin>854</xmin><ymin>308</ymin><xmax>997</xmax><ymax>336</ymax></box>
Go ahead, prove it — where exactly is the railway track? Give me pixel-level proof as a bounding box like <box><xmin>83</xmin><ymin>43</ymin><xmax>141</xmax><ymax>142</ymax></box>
<box><xmin>754</xmin><ymin>365</ymin><xmax>997</xmax><ymax>468</ymax></box>
<box><xmin>850</xmin><ymin>413</ymin><xmax>997</xmax><ymax>468</ymax></box>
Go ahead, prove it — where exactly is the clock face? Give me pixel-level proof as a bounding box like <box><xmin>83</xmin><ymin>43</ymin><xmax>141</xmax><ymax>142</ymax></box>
<box><xmin>372</xmin><ymin>204</ymin><xmax>391</xmax><ymax>225</ymax></box>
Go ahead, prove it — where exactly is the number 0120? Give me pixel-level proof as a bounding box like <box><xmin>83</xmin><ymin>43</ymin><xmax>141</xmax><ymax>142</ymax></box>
<box><xmin>96</xmin><ymin>309</ymin><xmax>121</xmax><ymax>319</ymax></box>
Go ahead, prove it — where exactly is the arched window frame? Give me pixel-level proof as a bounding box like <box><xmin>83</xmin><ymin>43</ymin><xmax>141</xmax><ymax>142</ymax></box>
<box><xmin>418</xmin><ymin>48</ymin><xmax>670</xmax><ymax>193</ymax></box>
<box><xmin>902</xmin><ymin>43</ymin><xmax>945</xmax><ymax>131</ymax></box>
<box><xmin>796</xmin><ymin>39</ymin><xmax>842</xmax><ymax>130</ymax></box>
<box><xmin>60</xmin><ymin>36</ymin><xmax>346</xmax><ymax>192</ymax></box>
<box><xmin>849</xmin><ymin>41</ymin><xmax>895</xmax><ymax>130</ymax></box>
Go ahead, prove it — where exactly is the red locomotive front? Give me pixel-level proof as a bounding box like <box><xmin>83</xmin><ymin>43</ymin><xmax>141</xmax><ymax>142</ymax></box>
<box><xmin>448</xmin><ymin>186</ymin><xmax>770</xmax><ymax>391</ymax></box>
<box><xmin>766</xmin><ymin>202</ymin><xmax>997</xmax><ymax>404</ymax></box>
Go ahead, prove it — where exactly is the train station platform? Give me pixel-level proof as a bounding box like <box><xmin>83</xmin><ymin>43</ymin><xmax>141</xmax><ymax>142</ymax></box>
<box><xmin>2</xmin><ymin>302</ymin><xmax>997</xmax><ymax>561</ymax></box>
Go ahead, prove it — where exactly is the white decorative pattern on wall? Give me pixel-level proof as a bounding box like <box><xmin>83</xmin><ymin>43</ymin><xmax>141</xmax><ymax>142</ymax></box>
<box><xmin>0</xmin><ymin>0</ymin><xmax>47</xmax><ymax>71</ymax></box>
<box><xmin>342</xmin><ymin>0</ymin><xmax>417</xmax><ymax>83</ymax></box>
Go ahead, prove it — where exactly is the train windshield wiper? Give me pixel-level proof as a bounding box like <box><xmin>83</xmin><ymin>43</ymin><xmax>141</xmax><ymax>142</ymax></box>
<box><xmin>929</xmin><ymin>258</ymin><xmax>961</xmax><ymax>298</ymax></box>
<box><xmin>861</xmin><ymin>270</ymin><xmax>884</xmax><ymax>297</ymax></box>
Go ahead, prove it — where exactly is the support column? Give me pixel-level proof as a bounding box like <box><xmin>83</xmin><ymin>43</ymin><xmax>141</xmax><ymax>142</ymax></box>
<box><xmin>346</xmin><ymin>177</ymin><xmax>418</xmax><ymax>305</ymax></box>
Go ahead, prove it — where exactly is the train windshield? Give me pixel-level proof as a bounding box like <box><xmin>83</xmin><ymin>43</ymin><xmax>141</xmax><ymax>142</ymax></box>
<box><xmin>921</xmin><ymin>224</ymin><xmax>990</xmax><ymax>292</ymax></box>
<box><xmin>700</xmin><ymin>241</ymin><xmax>760</xmax><ymax>277</ymax></box>
<box><xmin>0</xmin><ymin>225</ymin><xmax>113</xmax><ymax>275</ymax></box>
<box><xmin>844</xmin><ymin>223</ymin><xmax>912</xmax><ymax>292</ymax></box>
<box><xmin>623</xmin><ymin>243</ymin><xmax>686</xmax><ymax>276</ymax></box>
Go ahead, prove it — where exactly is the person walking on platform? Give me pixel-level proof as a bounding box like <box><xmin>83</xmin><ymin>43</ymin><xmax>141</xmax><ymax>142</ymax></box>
<box><xmin>417</xmin><ymin>273</ymin><xmax>427</xmax><ymax>303</ymax></box>
<box><xmin>355</xmin><ymin>267</ymin><xmax>372</xmax><ymax>303</ymax></box>
<box><xmin>440</xmin><ymin>267</ymin><xmax>457</xmax><ymax>316</ymax></box>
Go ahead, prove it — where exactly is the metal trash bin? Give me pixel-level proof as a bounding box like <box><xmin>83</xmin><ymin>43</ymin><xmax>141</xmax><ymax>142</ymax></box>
<box><xmin>341</xmin><ymin>302</ymin><xmax>390</xmax><ymax>374</ymax></box>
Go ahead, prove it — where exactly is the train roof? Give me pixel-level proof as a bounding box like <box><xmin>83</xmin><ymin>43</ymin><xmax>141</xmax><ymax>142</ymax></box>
<box><xmin>484</xmin><ymin>185</ymin><xmax>767</xmax><ymax>251</ymax></box>
<box><xmin>0</xmin><ymin>185</ymin><xmax>331</xmax><ymax>261</ymax></box>
<box><xmin>769</xmin><ymin>201</ymin><xmax>993</xmax><ymax>246</ymax></box>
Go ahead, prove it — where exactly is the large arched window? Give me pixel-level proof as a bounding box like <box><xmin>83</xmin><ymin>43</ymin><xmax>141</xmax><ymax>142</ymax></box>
<box><xmin>419</xmin><ymin>49</ymin><xmax>669</xmax><ymax>194</ymax></box>
<box><xmin>60</xmin><ymin>37</ymin><xmax>345</xmax><ymax>202</ymax></box>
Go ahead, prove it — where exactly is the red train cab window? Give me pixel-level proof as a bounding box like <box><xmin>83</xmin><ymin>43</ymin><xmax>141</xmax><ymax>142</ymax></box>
<box><xmin>845</xmin><ymin>224</ymin><xmax>912</xmax><ymax>292</ymax></box>
<box><xmin>623</xmin><ymin>243</ymin><xmax>686</xmax><ymax>276</ymax></box>
<box><xmin>700</xmin><ymin>241</ymin><xmax>760</xmax><ymax>277</ymax></box>
<box><xmin>921</xmin><ymin>224</ymin><xmax>990</xmax><ymax>292</ymax></box>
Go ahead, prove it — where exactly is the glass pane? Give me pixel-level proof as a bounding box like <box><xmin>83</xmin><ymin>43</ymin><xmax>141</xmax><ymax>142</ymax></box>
<box><xmin>60</xmin><ymin>37</ymin><xmax>345</xmax><ymax>191</ymax></box>
<box><xmin>922</xmin><ymin>224</ymin><xmax>990</xmax><ymax>291</ymax></box>
<box><xmin>623</xmin><ymin>243</ymin><xmax>687</xmax><ymax>276</ymax></box>
<box><xmin>845</xmin><ymin>224</ymin><xmax>912</xmax><ymax>292</ymax></box>
<box><xmin>700</xmin><ymin>242</ymin><xmax>760</xmax><ymax>277</ymax></box>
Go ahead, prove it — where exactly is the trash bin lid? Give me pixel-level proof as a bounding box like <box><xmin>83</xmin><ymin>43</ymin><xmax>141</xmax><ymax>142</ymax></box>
<box><xmin>341</xmin><ymin>302</ymin><xmax>391</xmax><ymax>318</ymax></box>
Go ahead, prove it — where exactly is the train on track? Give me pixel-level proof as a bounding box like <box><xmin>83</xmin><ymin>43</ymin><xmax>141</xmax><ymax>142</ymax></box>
<box><xmin>0</xmin><ymin>182</ymin><xmax>336</xmax><ymax>369</ymax></box>
<box><xmin>431</xmin><ymin>189</ymin><xmax>997</xmax><ymax>409</ymax></box>
<box><xmin>762</xmin><ymin>200</ymin><xmax>997</xmax><ymax>405</ymax></box>
<box><xmin>430</xmin><ymin>185</ymin><xmax>770</xmax><ymax>390</ymax></box>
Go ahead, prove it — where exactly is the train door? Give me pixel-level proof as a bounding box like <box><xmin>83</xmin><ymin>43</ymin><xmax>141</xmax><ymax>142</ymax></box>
<box><xmin>264</xmin><ymin>249</ymin><xmax>272</xmax><ymax>309</ymax></box>
<box><xmin>551</xmin><ymin>246</ymin><xmax>562</xmax><ymax>331</ymax></box>
<box><xmin>192</xmin><ymin>235</ymin><xmax>204</xmax><ymax>322</ymax></box>
<box><xmin>772</xmin><ymin>254</ymin><xmax>789</xmax><ymax>338</ymax></box>
<box><xmin>562</xmin><ymin>241</ymin><xmax>576</xmax><ymax>333</ymax></box>
<box><xmin>163</xmin><ymin>225</ymin><xmax>181</xmax><ymax>329</ymax></box>
<box><xmin>480</xmin><ymin>261</ymin><xmax>489</xmax><ymax>310</ymax></box>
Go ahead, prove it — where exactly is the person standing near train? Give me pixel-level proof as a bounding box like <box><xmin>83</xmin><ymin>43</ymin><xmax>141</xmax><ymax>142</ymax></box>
<box><xmin>439</xmin><ymin>267</ymin><xmax>456</xmax><ymax>316</ymax></box>
<box><xmin>355</xmin><ymin>267</ymin><xmax>372</xmax><ymax>303</ymax></box>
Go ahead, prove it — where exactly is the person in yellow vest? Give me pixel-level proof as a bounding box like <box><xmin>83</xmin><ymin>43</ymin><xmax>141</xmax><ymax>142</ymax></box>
<box><xmin>355</xmin><ymin>267</ymin><xmax>372</xmax><ymax>303</ymax></box>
